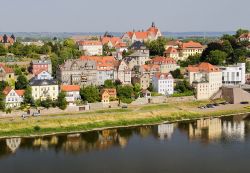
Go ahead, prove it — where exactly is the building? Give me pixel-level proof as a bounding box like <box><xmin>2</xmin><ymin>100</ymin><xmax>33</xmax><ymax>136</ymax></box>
<box><xmin>132</xmin><ymin>74</ymin><xmax>150</xmax><ymax>90</ymax></box>
<box><xmin>100</xmin><ymin>90</ymin><xmax>110</xmax><ymax>104</ymax></box>
<box><xmin>124</xmin><ymin>51</ymin><xmax>150</xmax><ymax>70</ymax></box>
<box><xmin>21</xmin><ymin>40</ymin><xmax>44</xmax><ymax>46</ymax></box>
<box><xmin>152</xmin><ymin>73</ymin><xmax>174</xmax><ymax>95</ymax></box>
<box><xmin>0</xmin><ymin>64</ymin><xmax>15</xmax><ymax>82</ymax></box>
<box><xmin>164</xmin><ymin>47</ymin><xmax>179</xmax><ymax>60</ymax></box>
<box><xmin>138</xmin><ymin>64</ymin><xmax>160</xmax><ymax>79</ymax></box>
<box><xmin>29</xmin><ymin>78</ymin><xmax>59</xmax><ymax>101</ymax></box>
<box><xmin>36</xmin><ymin>71</ymin><xmax>53</xmax><ymax>80</ymax></box>
<box><xmin>239</xmin><ymin>32</ymin><xmax>250</xmax><ymax>42</ymax></box>
<box><xmin>80</xmin><ymin>56</ymin><xmax>116</xmax><ymax>85</ymax></box>
<box><xmin>78</xmin><ymin>40</ymin><xmax>103</xmax><ymax>56</ymax></box>
<box><xmin>179</xmin><ymin>41</ymin><xmax>204</xmax><ymax>60</ymax></box>
<box><xmin>101</xmin><ymin>36</ymin><xmax>122</xmax><ymax>48</ymax></box>
<box><xmin>187</xmin><ymin>62</ymin><xmax>222</xmax><ymax>100</ymax></box>
<box><xmin>130</xmin><ymin>41</ymin><xmax>150</xmax><ymax>56</ymax></box>
<box><xmin>114</xmin><ymin>60</ymin><xmax>131</xmax><ymax>84</ymax></box>
<box><xmin>0</xmin><ymin>34</ymin><xmax>15</xmax><ymax>47</ymax></box>
<box><xmin>101</xmin><ymin>88</ymin><xmax>117</xmax><ymax>99</ymax></box>
<box><xmin>121</xmin><ymin>23</ymin><xmax>162</xmax><ymax>44</ymax></box>
<box><xmin>3</xmin><ymin>86</ymin><xmax>24</xmax><ymax>108</ymax></box>
<box><xmin>220</xmin><ymin>63</ymin><xmax>246</xmax><ymax>85</ymax></box>
<box><xmin>30</xmin><ymin>59</ymin><xmax>52</xmax><ymax>75</ymax></box>
<box><xmin>150</xmin><ymin>56</ymin><xmax>179</xmax><ymax>73</ymax></box>
<box><xmin>60</xmin><ymin>85</ymin><xmax>81</xmax><ymax>103</ymax></box>
<box><xmin>165</xmin><ymin>40</ymin><xmax>181</xmax><ymax>50</ymax></box>
<box><xmin>57</xmin><ymin>59</ymin><xmax>98</xmax><ymax>86</ymax></box>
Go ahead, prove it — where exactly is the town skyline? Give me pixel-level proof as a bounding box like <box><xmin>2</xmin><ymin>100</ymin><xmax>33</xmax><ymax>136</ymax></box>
<box><xmin>0</xmin><ymin>0</ymin><xmax>250</xmax><ymax>32</ymax></box>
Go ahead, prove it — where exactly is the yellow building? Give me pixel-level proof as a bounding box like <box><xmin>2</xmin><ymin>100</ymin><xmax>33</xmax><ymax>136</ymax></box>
<box><xmin>30</xmin><ymin>79</ymin><xmax>59</xmax><ymax>101</ymax></box>
<box><xmin>179</xmin><ymin>41</ymin><xmax>204</xmax><ymax>60</ymax></box>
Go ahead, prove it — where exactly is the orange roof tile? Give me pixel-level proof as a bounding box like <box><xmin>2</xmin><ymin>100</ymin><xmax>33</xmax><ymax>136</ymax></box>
<box><xmin>239</xmin><ymin>33</ymin><xmax>250</xmax><ymax>39</ymax></box>
<box><xmin>154</xmin><ymin>72</ymin><xmax>173</xmax><ymax>80</ymax></box>
<box><xmin>3</xmin><ymin>86</ymin><xmax>12</xmax><ymax>95</ymax></box>
<box><xmin>187</xmin><ymin>62</ymin><xmax>221</xmax><ymax>73</ymax></box>
<box><xmin>101</xmin><ymin>37</ymin><xmax>122</xmax><ymax>46</ymax></box>
<box><xmin>181</xmin><ymin>41</ymin><xmax>203</xmax><ymax>49</ymax></box>
<box><xmin>61</xmin><ymin>85</ymin><xmax>80</xmax><ymax>92</ymax></box>
<box><xmin>78</xmin><ymin>40</ymin><xmax>102</xmax><ymax>46</ymax></box>
<box><xmin>151</xmin><ymin>56</ymin><xmax>176</xmax><ymax>65</ymax></box>
<box><xmin>80</xmin><ymin>56</ymin><xmax>116</xmax><ymax>71</ymax></box>
<box><xmin>164</xmin><ymin>47</ymin><xmax>178</xmax><ymax>54</ymax></box>
<box><xmin>0</xmin><ymin>64</ymin><xmax>14</xmax><ymax>73</ymax></box>
<box><xmin>16</xmin><ymin>90</ymin><xmax>25</xmax><ymax>96</ymax></box>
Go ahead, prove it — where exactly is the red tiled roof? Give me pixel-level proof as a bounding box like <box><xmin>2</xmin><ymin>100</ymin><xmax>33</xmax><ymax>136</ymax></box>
<box><xmin>181</xmin><ymin>41</ymin><xmax>203</xmax><ymax>49</ymax></box>
<box><xmin>16</xmin><ymin>90</ymin><xmax>25</xmax><ymax>96</ymax></box>
<box><xmin>166</xmin><ymin>40</ymin><xmax>182</xmax><ymax>46</ymax></box>
<box><xmin>0</xmin><ymin>64</ymin><xmax>14</xmax><ymax>73</ymax></box>
<box><xmin>154</xmin><ymin>72</ymin><xmax>173</xmax><ymax>80</ymax></box>
<box><xmin>3</xmin><ymin>86</ymin><xmax>12</xmax><ymax>95</ymax></box>
<box><xmin>114</xmin><ymin>42</ymin><xmax>127</xmax><ymax>48</ymax></box>
<box><xmin>80</xmin><ymin>56</ymin><xmax>116</xmax><ymax>71</ymax></box>
<box><xmin>239</xmin><ymin>33</ymin><xmax>250</xmax><ymax>39</ymax></box>
<box><xmin>134</xmin><ymin>32</ymin><xmax>148</xmax><ymax>39</ymax></box>
<box><xmin>164</xmin><ymin>47</ymin><xmax>178</xmax><ymax>54</ymax></box>
<box><xmin>151</xmin><ymin>56</ymin><xmax>176</xmax><ymax>65</ymax></box>
<box><xmin>78</xmin><ymin>40</ymin><xmax>102</xmax><ymax>46</ymax></box>
<box><xmin>61</xmin><ymin>85</ymin><xmax>80</xmax><ymax>92</ymax></box>
<box><xmin>142</xmin><ymin>64</ymin><xmax>160</xmax><ymax>71</ymax></box>
<box><xmin>187</xmin><ymin>62</ymin><xmax>221</xmax><ymax>73</ymax></box>
<box><xmin>101</xmin><ymin>37</ymin><xmax>121</xmax><ymax>46</ymax></box>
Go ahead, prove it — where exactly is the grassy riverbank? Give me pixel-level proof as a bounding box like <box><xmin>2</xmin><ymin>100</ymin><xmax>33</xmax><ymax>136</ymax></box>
<box><xmin>0</xmin><ymin>101</ymin><xmax>249</xmax><ymax>138</ymax></box>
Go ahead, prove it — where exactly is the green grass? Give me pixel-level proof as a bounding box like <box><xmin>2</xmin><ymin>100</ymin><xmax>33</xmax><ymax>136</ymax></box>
<box><xmin>139</xmin><ymin>104</ymin><xmax>171</xmax><ymax>111</ymax></box>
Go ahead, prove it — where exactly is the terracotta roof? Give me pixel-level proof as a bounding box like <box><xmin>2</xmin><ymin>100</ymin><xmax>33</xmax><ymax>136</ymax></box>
<box><xmin>0</xmin><ymin>64</ymin><xmax>14</xmax><ymax>73</ymax></box>
<box><xmin>16</xmin><ymin>90</ymin><xmax>25</xmax><ymax>96</ymax></box>
<box><xmin>154</xmin><ymin>72</ymin><xmax>173</xmax><ymax>80</ymax></box>
<box><xmin>134</xmin><ymin>32</ymin><xmax>148</xmax><ymax>39</ymax></box>
<box><xmin>164</xmin><ymin>47</ymin><xmax>178</xmax><ymax>54</ymax></box>
<box><xmin>3</xmin><ymin>86</ymin><xmax>12</xmax><ymax>95</ymax></box>
<box><xmin>147</xmin><ymin>27</ymin><xmax>159</xmax><ymax>36</ymax></box>
<box><xmin>101</xmin><ymin>37</ymin><xmax>121</xmax><ymax>46</ymax></box>
<box><xmin>166</xmin><ymin>40</ymin><xmax>182</xmax><ymax>46</ymax></box>
<box><xmin>61</xmin><ymin>85</ymin><xmax>80</xmax><ymax>92</ymax></box>
<box><xmin>80</xmin><ymin>56</ymin><xmax>116</xmax><ymax>71</ymax></box>
<box><xmin>142</xmin><ymin>64</ymin><xmax>160</xmax><ymax>71</ymax></box>
<box><xmin>239</xmin><ymin>33</ymin><xmax>250</xmax><ymax>39</ymax></box>
<box><xmin>115</xmin><ymin>42</ymin><xmax>127</xmax><ymax>48</ymax></box>
<box><xmin>181</xmin><ymin>41</ymin><xmax>203</xmax><ymax>49</ymax></box>
<box><xmin>187</xmin><ymin>62</ymin><xmax>221</xmax><ymax>73</ymax></box>
<box><xmin>78</xmin><ymin>40</ymin><xmax>102</xmax><ymax>46</ymax></box>
<box><xmin>3</xmin><ymin>86</ymin><xmax>24</xmax><ymax>96</ymax></box>
<box><xmin>151</xmin><ymin>56</ymin><xmax>176</xmax><ymax>65</ymax></box>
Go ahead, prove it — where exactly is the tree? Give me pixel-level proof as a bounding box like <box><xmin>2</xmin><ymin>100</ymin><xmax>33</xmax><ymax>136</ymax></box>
<box><xmin>133</xmin><ymin>83</ymin><xmax>141</xmax><ymax>99</ymax></box>
<box><xmin>235</xmin><ymin>29</ymin><xmax>249</xmax><ymax>38</ymax></box>
<box><xmin>117</xmin><ymin>85</ymin><xmax>134</xmax><ymax>104</ymax></box>
<box><xmin>170</xmin><ymin>69</ymin><xmax>184</xmax><ymax>79</ymax></box>
<box><xmin>15</xmin><ymin>74</ymin><xmax>28</xmax><ymax>89</ymax></box>
<box><xmin>0</xmin><ymin>93</ymin><xmax>5</xmax><ymax>111</ymax></box>
<box><xmin>104</xmin><ymin>80</ymin><xmax>115</xmax><ymax>88</ymax></box>
<box><xmin>24</xmin><ymin>86</ymin><xmax>34</xmax><ymax>105</ymax></box>
<box><xmin>145</xmin><ymin>37</ymin><xmax>168</xmax><ymax>56</ymax></box>
<box><xmin>14</xmin><ymin>67</ymin><xmax>22</xmax><ymax>76</ymax></box>
<box><xmin>175</xmin><ymin>80</ymin><xmax>192</xmax><ymax>93</ymax></box>
<box><xmin>41</xmin><ymin>97</ymin><xmax>53</xmax><ymax>108</ymax></box>
<box><xmin>0</xmin><ymin>44</ymin><xmax>7</xmax><ymax>56</ymax></box>
<box><xmin>57</xmin><ymin>92</ymin><xmax>67</xmax><ymax>110</ymax></box>
<box><xmin>80</xmin><ymin>85</ymin><xmax>100</xmax><ymax>103</ymax></box>
<box><xmin>180</xmin><ymin>54</ymin><xmax>201</xmax><ymax>67</ymax></box>
<box><xmin>201</xmin><ymin>42</ymin><xmax>224</xmax><ymax>61</ymax></box>
<box><xmin>207</xmin><ymin>50</ymin><xmax>227</xmax><ymax>65</ymax></box>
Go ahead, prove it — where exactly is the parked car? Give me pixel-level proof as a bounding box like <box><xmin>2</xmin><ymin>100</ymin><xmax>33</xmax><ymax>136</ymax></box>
<box><xmin>206</xmin><ymin>104</ymin><xmax>215</xmax><ymax>108</ymax></box>
<box><xmin>240</xmin><ymin>101</ymin><xmax>249</xmax><ymax>104</ymax></box>
<box><xmin>21</xmin><ymin>113</ymin><xmax>29</xmax><ymax>119</ymax></box>
<box><xmin>33</xmin><ymin>112</ymin><xmax>41</xmax><ymax>117</ymax></box>
<box><xmin>121</xmin><ymin>105</ymin><xmax>128</xmax><ymax>109</ymax></box>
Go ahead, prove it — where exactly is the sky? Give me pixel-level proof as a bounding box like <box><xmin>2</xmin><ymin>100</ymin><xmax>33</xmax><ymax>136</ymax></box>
<box><xmin>0</xmin><ymin>0</ymin><xmax>249</xmax><ymax>32</ymax></box>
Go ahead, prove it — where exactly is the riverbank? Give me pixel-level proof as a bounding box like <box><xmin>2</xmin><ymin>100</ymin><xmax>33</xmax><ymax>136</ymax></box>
<box><xmin>0</xmin><ymin>101</ymin><xmax>249</xmax><ymax>138</ymax></box>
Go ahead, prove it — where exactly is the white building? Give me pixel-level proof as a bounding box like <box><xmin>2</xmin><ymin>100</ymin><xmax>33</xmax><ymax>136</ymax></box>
<box><xmin>36</xmin><ymin>71</ymin><xmax>53</xmax><ymax>80</ymax></box>
<box><xmin>220</xmin><ymin>63</ymin><xmax>246</xmax><ymax>85</ymax></box>
<box><xmin>78</xmin><ymin>40</ymin><xmax>103</xmax><ymax>56</ymax></box>
<box><xmin>3</xmin><ymin>87</ymin><xmax>24</xmax><ymax>108</ymax></box>
<box><xmin>152</xmin><ymin>73</ymin><xmax>174</xmax><ymax>95</ymax></box>
<box><xmin>187</xmin><ymin>62</ymin><xmax>222</xmax><ymax>100</ymax></box>
<box><xmin>60</xmin><ymin>85</ymin><xmax>81</xmax><ymax>103</ymax></box>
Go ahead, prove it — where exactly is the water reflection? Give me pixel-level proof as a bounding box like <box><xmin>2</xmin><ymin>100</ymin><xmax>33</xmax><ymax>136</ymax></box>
<box><xmin>0</xmin><ymin>114</ymin><xmax>249</xmax><ymax>158</ymax></box>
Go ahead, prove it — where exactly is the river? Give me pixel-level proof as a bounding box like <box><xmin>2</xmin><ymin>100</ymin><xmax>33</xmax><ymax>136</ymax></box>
<box><xmin>0</xmin><ymin>114</ymin><xmax>250</xmax><ymax>173</ymax></box>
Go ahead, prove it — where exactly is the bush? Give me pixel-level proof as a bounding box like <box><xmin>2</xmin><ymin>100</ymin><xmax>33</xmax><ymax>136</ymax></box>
<box><xmin>34</xmin><ymin>125</ymin><xmax>41</xmax><ymax>131</ymax></box>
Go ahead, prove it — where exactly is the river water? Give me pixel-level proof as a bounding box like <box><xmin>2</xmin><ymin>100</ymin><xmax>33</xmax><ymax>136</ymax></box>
<box><xmin>0</xmin><ymin>115</ymin><xmax>250</xmax><ymax>173</ymax></box>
